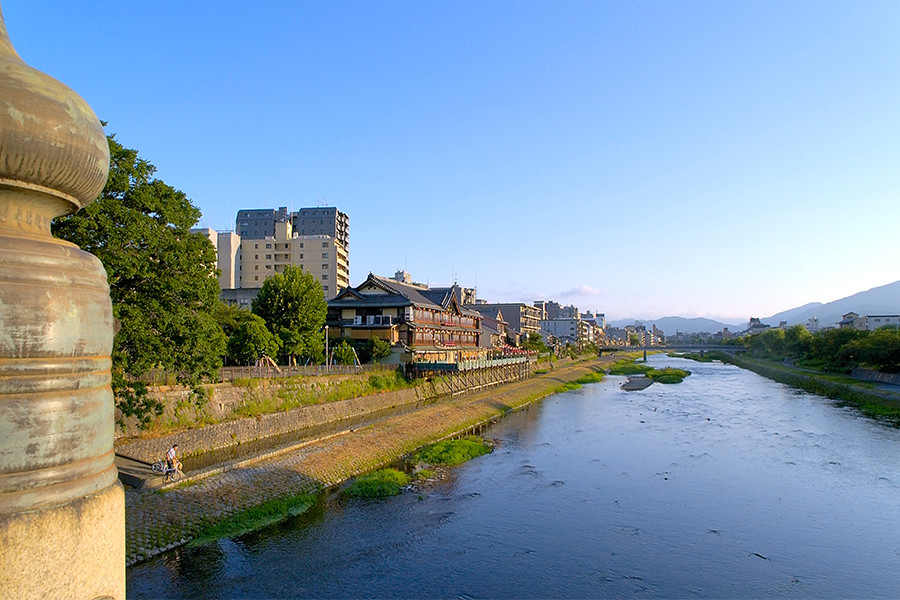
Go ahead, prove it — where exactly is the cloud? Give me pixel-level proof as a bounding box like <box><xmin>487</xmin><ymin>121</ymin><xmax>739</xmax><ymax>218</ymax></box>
<box><xmin>560</xmin><ymin>285</ymin><xmax>602</xmax><ymax>298</ymax></box>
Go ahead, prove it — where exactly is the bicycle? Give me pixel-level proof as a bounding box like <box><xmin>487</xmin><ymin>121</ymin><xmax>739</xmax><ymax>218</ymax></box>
<box><xmin>150</xmin><ymin>459</ymin><xmax>182</xmax><ymax>482</ymax></box>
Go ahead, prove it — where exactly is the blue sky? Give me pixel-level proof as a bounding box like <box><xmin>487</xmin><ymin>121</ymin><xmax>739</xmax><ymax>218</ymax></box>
<box><xmin>6</xmin><ymin>1</ymin><xmax>899</xmax><ymax>322</ymax></box>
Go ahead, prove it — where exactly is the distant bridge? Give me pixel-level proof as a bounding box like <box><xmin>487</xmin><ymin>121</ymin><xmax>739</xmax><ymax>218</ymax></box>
<box><xmin>603</xmin><ymin>345</ymin><xmax>747</xmax><ymax>354</ymax></box>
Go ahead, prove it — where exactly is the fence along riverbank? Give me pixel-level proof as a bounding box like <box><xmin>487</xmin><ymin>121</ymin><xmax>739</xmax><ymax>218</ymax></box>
<box><xmin>123</xmin><ymin>354</ymin><xmax>628</xmax><ymax>567</ymax></box>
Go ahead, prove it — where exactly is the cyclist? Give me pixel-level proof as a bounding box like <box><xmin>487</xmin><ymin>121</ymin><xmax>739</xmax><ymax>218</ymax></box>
<box><xmin>165</xmin><ymin>443</ymin><xmax>181</xmax><ymax>481</ymax></box>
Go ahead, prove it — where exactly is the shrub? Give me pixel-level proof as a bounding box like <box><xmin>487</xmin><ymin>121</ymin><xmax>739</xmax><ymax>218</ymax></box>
<box><xmin>345</xmin><ymin>468</ymin><xmax>410</xmax><ymax>498</ymax></box>
<box><xmin>416</xmin><ymin>437</ymin><xmax>491</xmax><ymax>466</ymax></box>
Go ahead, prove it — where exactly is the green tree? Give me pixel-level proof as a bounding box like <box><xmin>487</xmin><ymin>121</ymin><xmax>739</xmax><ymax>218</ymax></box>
<box><xmin>332</xmin><ymin>340</ymin><xmax>357</xmax><ymax>365</ymax></box>
<box><xmin>252</xmin><ymin>265</ymin><xmax>327</xmax><ymax>364</ymax></box>
<box><xmin>369</xmin><ymin>337</ymin><xmax>392</xmax><ymax>362</ymax></box>
<box><xmin>227</xmin><ymin>314</ymin><xmax>281</xmax><ymax>365</ymax></box>
<box><xmin>783</xmin><ymin>325</ymin><xmax>813</xmax><ymax>359</ymax></box>
<box><xmin>841</xmin><ymin>327</ymin><xmax>900</xmax><ymax>373</ymax></box>
<box><xmin>52</xmin><ymin>133</ymin><xmax>226</xmax><ymax>426</ymax></box>
<box><xmin>522</xmin><ymin>332</ymin><xmax>548</xmax><ymax>353</ymax></box>
<box><xmin>807</xmin><ymin>328</ymin><xmax>868</xmax><ymax>371</ymax></box>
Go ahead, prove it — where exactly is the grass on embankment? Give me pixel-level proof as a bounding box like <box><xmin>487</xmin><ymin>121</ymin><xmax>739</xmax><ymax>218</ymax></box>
<box><xmin>234</xmin><ymin>370</ymin><xmax>415</xmax><ymax>418</ymax></box>
<box><xmin>188</xmin><ymin>491</ymin><xmax>320</xmax><ymax>546</ymax></box>
<box><xmin>722</xmin><ymin>355</ymin><xmax>900</xmax><ymax>422</ymax></box>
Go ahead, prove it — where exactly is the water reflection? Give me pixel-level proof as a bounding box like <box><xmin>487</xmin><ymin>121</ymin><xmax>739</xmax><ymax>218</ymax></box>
<box><xmin>129</xmin><ymin>356</ymin><xmax>900</xmax><ymax>598</ymax></box>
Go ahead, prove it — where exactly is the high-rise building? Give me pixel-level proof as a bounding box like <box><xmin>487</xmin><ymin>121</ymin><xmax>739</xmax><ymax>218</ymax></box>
<box><xmin>211</xmin><ymin>205</ymin><xmax>351</xmax><ymax>303</ymax></box>
<box><xmin>235</xmin><ymin>207</ymin><xmax>290</xmax><ymax>239</ymax></box>
<box><xmin>291</xmin><ymin>207</ymin><xmax>349</xmax><ymax>252</ymax></box>
<box><xmin>238</xmin><ymin>219</ymin><xmax>349</xmax><ymax>298</ymax></box>
<box><xmin>192</xmin><ymin>228</ymin><xmax>242</xmax><ymax>290</ymax></box>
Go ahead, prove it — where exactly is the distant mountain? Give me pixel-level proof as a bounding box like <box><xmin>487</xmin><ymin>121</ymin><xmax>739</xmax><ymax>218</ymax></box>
<box><xmin>763</xmin><ymin>280</ymin><xmax>900</xmax><ymax>328</ymax></box>
<box><xmin>608</xmin><ymin>316</ymin><xmax>741</xmax><ymax>335</ymax></box>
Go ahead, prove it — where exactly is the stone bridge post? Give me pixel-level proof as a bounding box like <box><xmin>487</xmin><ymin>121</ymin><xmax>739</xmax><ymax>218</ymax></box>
<box><xmin>0</xmin><ymin>6</ymin><xmax>124</xmax><ymax>598</ymax></box>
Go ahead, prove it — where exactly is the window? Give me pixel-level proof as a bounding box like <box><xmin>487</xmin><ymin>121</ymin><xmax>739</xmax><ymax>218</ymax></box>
<box><xmin>322</xmin><ymin>275</ymin><xmax>328</xmax><ymax>280</ymax></box>
<box><xmin>300</xmin><ymin>243</ymin><xmax>304</xmax><ymax>248</ymax></box>
<box><xmin>322</xmin><ymin>264</ymin><xmax>329</xmax><ymax>270</ymax></box>
<box><xmin>254</xmin><ymin>254</ymin><xmax>258</xmax><ymax>260</ymax></box>
<box><xmin>322</xmin><ymin>253</ymin><xmax>328</xmax><ymax>259</ymax></box>
<box><xmin>265</xmin><ymin>243</ymin><xmax>271</xmax><ymax>249</ymax></box>
<box><xmin>265</xmin><ymin>254</ymin><xmax>271</xmax><ymax>259</ymax></box>
<box><xmin>254</xmin><ymin>265</ymin><xmax>258</xmax><ymax>270</ymax></box>
<box><xmin>254</xmin><ymin>243</ymin><xmax>259</xmax><ymax>249</ymax></box>
<box><xmin>322</xmin><ymin>242</ymin><xmax>328</xmax><ymax>247</ymax></box>
<box><xmin>323</xmin><ymin>285</ymin><xmax>329</xmax><ymax>292</ymax></box>
<box><xmin>299</xmin><ymin>253</ymin><xmax>303</xmax><ymax>259</ymax></box>
<box><xmin>254</xmin><ymin>276</ymin><xmax>258</xmax><ymax>281</ymax></box>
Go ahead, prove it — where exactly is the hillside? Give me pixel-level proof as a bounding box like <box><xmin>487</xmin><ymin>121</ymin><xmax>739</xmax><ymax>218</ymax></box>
<box><xmin>764</xmin><ymin>280</ymin><xmax>900</xmax><ymax>327</ymax></box>
<box><xmin>608</xmin><ymin>316</ymin><xmax>741</xmax><ymax>335</ymax></box>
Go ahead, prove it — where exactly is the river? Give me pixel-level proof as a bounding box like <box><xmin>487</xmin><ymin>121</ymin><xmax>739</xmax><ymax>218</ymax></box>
<box><xmin>127</xmin><ymin>355</ymin><xmax>900</xmax><ymax>598</ymax></box>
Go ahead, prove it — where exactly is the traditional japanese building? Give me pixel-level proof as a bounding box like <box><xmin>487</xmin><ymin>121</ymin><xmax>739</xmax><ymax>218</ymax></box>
<box><xmin>327</xmin><ymin>274</ymin><xmax>485</xmax><ymax>364</ymax></box>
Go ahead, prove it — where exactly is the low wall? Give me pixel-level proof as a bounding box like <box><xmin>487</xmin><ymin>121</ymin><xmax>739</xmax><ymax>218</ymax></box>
<box><xmin>852</xmin><ymin>367</ymin><xmax>900</xmax><ymax>386</ymax></box>
<box><xmin>116</xmin><ymin>386</ymin><xmax>423</xmax><ymax>463</ymax></box>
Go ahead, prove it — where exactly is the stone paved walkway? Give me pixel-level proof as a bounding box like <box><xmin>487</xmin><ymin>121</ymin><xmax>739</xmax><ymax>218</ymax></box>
<box><xmin>125</xmin><ymin>357</ymin><xmax>620</xmax><ymax>566</ymax></box>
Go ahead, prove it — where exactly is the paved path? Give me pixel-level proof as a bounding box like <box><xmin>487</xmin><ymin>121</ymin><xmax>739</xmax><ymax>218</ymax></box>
<box><xmin>124</xmin><ymin>358</ymin><xmax>617</xmax><ymax>566</ymax></box>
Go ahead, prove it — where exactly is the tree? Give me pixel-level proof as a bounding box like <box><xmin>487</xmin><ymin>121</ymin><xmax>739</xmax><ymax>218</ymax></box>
<box><xmin>52</xmin><ymin>133</ymin><xmax>226</xmax><ymax>425</ymax></box>
<box><xmin>251</xmin><ymin>265</ymin><xmax>327</xmax><ymax>364</ymax></box>
<box><xmin>369</xmin><ymin>337</ymin><xmax>392</xmax><ymax>362</ymax></box>
<box><xmin>783</xmin><ymin>325</ymin><xmax>813</xmax><ymax>359</ymax></box>
<box><xmin>227</xmin><ymin>313</ymin><xmax>281</xmax><ymax>365</ymax></box>
<box><xmin>332</xmin><ymin>340</ymin><xmax>357</xmax><ymax>365</ymax></box>
<box><xmin>841</xmin><ymin>327</ymin><xmax>900</xmax><ymax>373</ymax></box>
<box><xmin>522</xmin><ymin>332</ymin><xmax>547</xmax><ymax>353</ymax></box>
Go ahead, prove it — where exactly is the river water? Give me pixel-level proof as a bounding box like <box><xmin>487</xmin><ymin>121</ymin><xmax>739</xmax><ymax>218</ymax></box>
<box><xmin>127</xmin><ymin>356</ymin><xmax>900</xmax><ymax>598</ymax></box>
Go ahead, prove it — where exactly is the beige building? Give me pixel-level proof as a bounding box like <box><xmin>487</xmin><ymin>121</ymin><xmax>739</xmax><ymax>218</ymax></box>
<box><xmin>238</xmin><ymin>220</ymin><xmax>349</xmax><ymax>298</ymax></box>
<box><xmin>192</xmin><ymin>228</ymin><xmax>243</xmax><ymax>291</ymax></box>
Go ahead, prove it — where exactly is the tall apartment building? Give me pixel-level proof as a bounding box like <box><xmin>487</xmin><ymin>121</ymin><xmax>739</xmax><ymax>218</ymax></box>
<box><xmin>208</xmin><ymin>205</ymin><xmax>351</xmax><ymax>303</ymax></box>
<box><xmin>193</xmin><ymin>228</ymin><xmax>242</xmax><ymax>290</ymax></box>
<box><xmin>292</xmin><ymin>207</ymin><xmax>349</xmax><ymax>252</ymax></box>
<box><xmin>239</xmin><ymin>219</ymin><xmax>349</xmax><ymax>297</ymax></box>
<box><xmin>235</xmin><ymin>207</ymin><xmax>290</xmax><ymax>239</ymax></box>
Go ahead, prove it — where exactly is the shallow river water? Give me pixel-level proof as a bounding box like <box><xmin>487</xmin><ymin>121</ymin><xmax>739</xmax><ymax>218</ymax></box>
<box><xmin>128</xmin><ymin>356</ymin><xmax>900</xmax><ymax>598</ymax></box>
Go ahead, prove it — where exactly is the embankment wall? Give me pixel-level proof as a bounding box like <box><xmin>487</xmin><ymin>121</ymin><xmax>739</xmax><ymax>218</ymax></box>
<box><xmin>116</xmin><ymin>386</ymin><xmax>424</xmax><ymax>463</ymax></box>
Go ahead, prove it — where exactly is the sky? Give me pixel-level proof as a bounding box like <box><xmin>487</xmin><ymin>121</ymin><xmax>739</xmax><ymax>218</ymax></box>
<box><xmin>5</xmin><ymin>1</ymin><xmax>899</xmax><ymax>323</ymax></box>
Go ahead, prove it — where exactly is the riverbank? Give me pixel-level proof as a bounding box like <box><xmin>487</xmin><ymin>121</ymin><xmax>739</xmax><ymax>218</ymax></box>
<box><xmin>124</xmin><ymin>354</ymin><xmax>631</xmax><ymax>566</ymax></box>
<box><xmin>717</xmin><ymin>354</ymin><xmax>900</xmax><ymax>421</ymax></box>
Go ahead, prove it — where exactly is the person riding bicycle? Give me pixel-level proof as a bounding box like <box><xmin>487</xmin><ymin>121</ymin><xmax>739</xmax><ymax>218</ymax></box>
<box><xmin>165</xmin><ymin>443</ymin><xmax>181</xmax><ymax>480</ymax></box>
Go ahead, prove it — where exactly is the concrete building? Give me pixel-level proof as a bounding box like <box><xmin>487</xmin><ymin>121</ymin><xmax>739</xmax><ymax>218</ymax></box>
<box><xmin>536</xmin><ymin>300</ymin><xmax>579</xmax><ymax>320</ymax></box>
<box><xmin>468</xmin><ymin>302</ymin><xmax>543</xmax><ymax>344</ymax></box>
<box><xmin>292</xmin><ymin>207</ymin><xmax>350</xmax><ymax>252</ymax></box>
<box><xmin>239</xmin><ymin>219</ymin><xmax>349</xmax><ymax>298</ymax></box>
<box><xmin>213</xmin><ymin>206</ymin><xmax>351</xmax><ymax>300</ymax></box>
<box><xmin>540</xmin><ymin>318</ymin><xmax>586</xmax><ymax>344</ymax></box>
<box><xmin>235</xmin><ymin>206</ymin><xmax>290</xmax><ymax>239</ymax></box>
<box><xmin>838</xmin><ymin>312</ymin><xmax>900</xmax><ymax>331</ymax></box>
<box><xmin>193</xmin><ymin>228</ymin><xmax>242</xmax><ymax>290</ymax></box>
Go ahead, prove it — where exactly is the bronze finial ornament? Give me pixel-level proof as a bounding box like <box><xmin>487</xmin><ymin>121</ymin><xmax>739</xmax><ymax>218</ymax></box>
<box><xmin>0</xmin><ymin>3</ymin><xmax>124</xmax><ymax>598</ymax></box>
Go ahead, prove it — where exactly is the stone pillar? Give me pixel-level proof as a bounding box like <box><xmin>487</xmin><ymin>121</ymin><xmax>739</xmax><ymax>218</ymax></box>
<box><xmin>0</xmin><ymin>6</ymin><xmax>124</xmax><ymax>599</ymax></box>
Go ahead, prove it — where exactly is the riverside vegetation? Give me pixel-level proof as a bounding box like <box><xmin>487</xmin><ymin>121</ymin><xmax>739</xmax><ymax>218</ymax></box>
<box><xmin>123</xmin><ymin>353</ymin><xmax>632</xmax><ymax>565</ymax></box>
<box><xmin>345</xmin><ymin>437</ymin><xmax>493</xmax><ymax>498</ymax></box>
<box><xmin>608</xmin><ymin>361</ymin><xmax>691</xmax><ymax>384</ymax></box>
<box><xmin>675</xmin><ymin>349</ymin><xmax>900</xmax><ymax>422</ymax></box>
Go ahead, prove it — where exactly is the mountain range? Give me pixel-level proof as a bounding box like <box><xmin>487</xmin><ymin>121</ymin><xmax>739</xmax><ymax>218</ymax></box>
<box><xmin>609</xmin><ymin>280</ymin><xmax>900</xmax><ymax>334</ymax></box>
